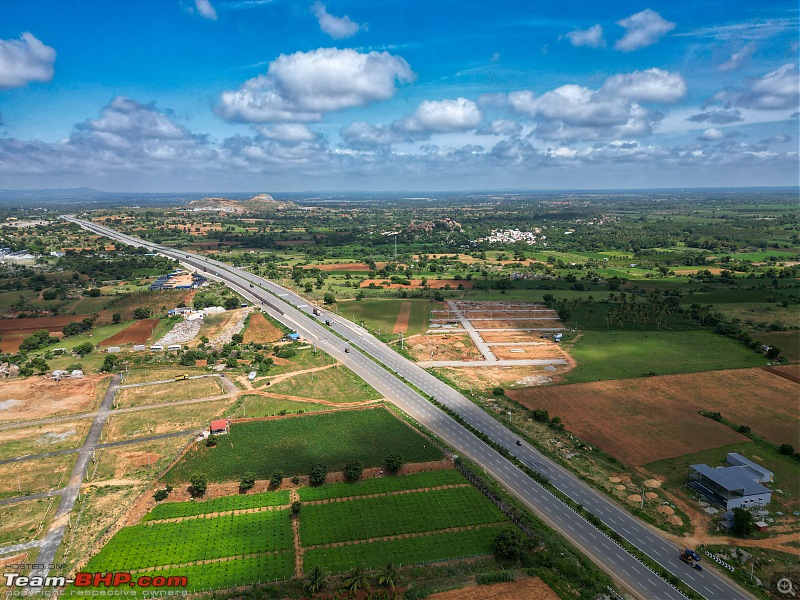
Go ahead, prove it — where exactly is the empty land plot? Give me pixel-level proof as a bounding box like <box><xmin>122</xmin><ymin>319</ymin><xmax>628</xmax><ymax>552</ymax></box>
<box><xmin>0</xmin><ymin>419</ymin><xmax>92</xmax><ymax>460</ymax></box>
<box><xmin>480</xmin><ymin>330</ymin><xmax>554</xmax><ymax>343</ymax></box>
<box><xmin>0</xmin><ymin>315</ymin><xmax>90</xmax><ymax>336</ymax></box>
<box><xmin>163</xmin><ymin>408</ymin><xmax>443</xmax><ymax>484</ymax></box>
<box><xmin>267</xmin><ymin>348</ymin><xmax>333</xmax><ymax>376</ymax></box>
<box><xmin>298</xmin><ymin>470</ymin><xmax>467</xmax><ymax>502</ymax></box>
<box><xmin>267</xmin><ymin>366</ymin><xmax>382</xmax><ymax>403</ymax></box>
<box><xmin>0</xmin><ymin>375</ymin><xmax>107</xmax><ymax>422</ymax></box>
<box><xmin>143</xmin><ymin>490</ymin><xmax>290</xmax><ymax>521</ymax></box>
<box><xmin>564</xmin><ymin>330</ymin><xmax>768</xmax><ymax>383</ymax></box>
<box><xmin>115</xmin><ymin>377</ymin><xmax>224</xmax><ymax>408</ymax></box>
<box><xmin>91</xmin><ymin>436</ymin><xmax>191</xmax><ymax>482</ymax></box>
<box><xmin>490</xmin><ymin>344</ymin><xmax>568</xmax><ymax>361</ymax></box>
<box><xmin>303</xmin><ymin>526</ymin><xmax>504</xmax><ymax>574</ymax></box>
<box><xmin>103</xmin><ymin>399</ymin><xmax>232</xmax><ymax>443</ymax></box>
<box><xmin>242</xmin><ymin>312</ymin><xmax>284</xmax><ymax>344</ymax></box>
<box><xmin>507</xmin><ymin>369</ymin><xmax>800</xmax><ymax>465</ymax></box>
<box><xmin>408</xmin><ymin>333</ymin><xmax>482</xmax><ymax>362</ymax></box>
<box><xmin>428</xmin><ymin>577</ymin><xmax>559</xmax><ymax>600</ymax></box>
<box><xmin>122</xmin><ymin>367</ymin><xmax>207</xmax><ymax>384</ymax></box>
<box><xmin>435</xmin><ymin>366</ymin><xmax>563</xmax><ymax>390</ymax></box>
<box><xmin>0</xmin><ymin>497</ymin><xmax>59</xmax><ymax>545</ymax></box>
<box><xmin>100</xmin><ymin>319</ymin><xmax>159</xmax><ymax>346</ymax></box>
<box><xmin>0</xmin><ymin>454</ymin><xmax>76</xmax><ymax>499</ymax></box>
<box><xmin>475</xmin><ymin>319</ymin><xmax>563</xmax><ymax>329</ymax></box>
<box><xmin>85</xmin><ymin>509</ymin><xmax>293</xmax><ymax>571</ymax></box>
<box><xmin>230</xmin><ymin>395</ymin><xmax>334</xmax><ymax>418</ymax></box>
<box><xmin>342</xmin><ymin>299</ymin><xmax>434</xmax><ymax>336</ymax></box>
<box><xmin>300</xmin><ymin>486</ymin><xmax>506</xmax><ymax>546</ymax></box>
<box><xmin>97</xmin><ymin>290</ymin><xmax>189</xmax><ymax>324</ymax></box>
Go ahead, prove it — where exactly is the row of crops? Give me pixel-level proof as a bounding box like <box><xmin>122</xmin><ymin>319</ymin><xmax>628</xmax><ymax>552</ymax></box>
<box><xmin>304</xmin><ymin>526</ymin><xmax>505</xmax><ymax>574</ymax></box>
<box><xmin>143</xmin><ymin>490</ymin><xmax>291</xmax><ymax>521</ymax></box>
<box><xmin>164</xmin><ymin>408</ymin><xmax>444</xmax><ymax>484</ymax></box>
<box><xmin>86</xmin><ymin>510</ymin><xmax>293</xmax><ymax>571</ymax></box>
<box><xmin>300</xmin><ymin>486</ymin><xmax>506</xmax><ymax>546</ymax></box>
<box><xmin>297</xmin><ymin>469</ymin><xmax>466</xmax><ymax>502</ymax></box>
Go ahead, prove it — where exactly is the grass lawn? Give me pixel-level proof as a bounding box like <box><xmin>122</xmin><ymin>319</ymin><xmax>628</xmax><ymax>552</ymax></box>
<box><xmin>0</xmin><ymin>496</ymin><xmax>60</xmax><ymax>545</ymax></box>
<box><xmin>756</xmin><ymin>331</ymin><xmax>800</xmax><ymax>361</ymax></box>
<box><xmin>103</xmin><ymin>399</ymin><xmax>232</xmax><ymax>443</ymax></box>
<box><xmin>163</xmin><ymin>407</ymin><xmax>443</xmax><ymax>484</ymax></box>
<box><xmin>0</xmin><ymin>454</ymin><xmax>76</xmax><ymax>500</ymax></box>
<box><xmin>268</xmin><ymin>365</ymin><xmax>382</xmax><ymax>403</ymax></box>
<box><xmin>338</xmin><ymin>299</ymin><xmax>433</xmax><ymax>336</ymax></box>
<box><xmin>0</xmin><ymin>419</ymin><xmax>92</xmax><ymax>460</ymax></box>
<box><xmin>267</xmin><ymin>347</ymin><xmax>333</xmax><ymax>376</ymax></box>
<box><xmin>564</xmin><ymin>330</ymin><xmax>768</xmax><ymax>383</ymax></box>
<box><xmin>91</xmin><ymin>436</ymin><xmax>193</xmax><ymax>482</ymax></box>
<box><xmin>114</xmin><ymin>377</ymin><xmax>224</xmax><ymax>408</ymax></box>
<box><xmin>229</xmin><ymin>395</ymin><xmax>333</xmax><ymax>418</ymax></box>
<box><xmin>122</xmin><ymin>366</ymin><xmax>208</xmax><ymax>384</ymax></box>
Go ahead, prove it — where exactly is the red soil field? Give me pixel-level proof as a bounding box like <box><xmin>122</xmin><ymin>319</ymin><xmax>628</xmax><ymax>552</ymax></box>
<box><xmin>100</xmin><ymin>319</ymin><xmax>159</xmax><ymax>346</ymax></box>
<box><xmin>304</xmin><ymin>262</ymin><xmax>370</xmax><ymax>271</ymax></box>
<box><xmin>0</xmin><ymin>316</ymin><xmax>91</xmax><ymax>335</ymax></box>
<box><xmin>359</xmin><ymin>279</ymin><xmax>474</xmax><ymax>289</ymax></box>
<box><xmin>509</xmin><ymin>367</ymin><xmax>798</xmax><ymax>466</ymax></box>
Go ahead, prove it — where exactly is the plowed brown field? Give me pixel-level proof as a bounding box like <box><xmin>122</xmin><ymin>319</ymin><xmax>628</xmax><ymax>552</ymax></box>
<box><xmin>243</xmin><ymin>312</ymin><xmax>283</xmax><ymax>343</ymax></box>
<box><xmin>509</xmin><ymin>367</ymin><xmax>798</xmax><ymax>465</ymax></box>
<box><xmin>0</xmin><ymin>316</ymin><xmax>90</xmax><ymax>335</ymax></box>
<box><xmin>100</xmin><ymin>319</ymin><xmax>159</xmax><ymax>346</ymax></box>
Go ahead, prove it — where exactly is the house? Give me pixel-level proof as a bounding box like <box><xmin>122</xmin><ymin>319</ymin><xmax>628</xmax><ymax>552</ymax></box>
<box><xmin>286</xmin><ymin>333</ymin><xmax>301</xmax><ymax>342</ymax></box>
<box><xmin>726</xmin><ymin>453</ymin><xmax>773</xmax><ymax>483</ymax></box>
<box><xmin>107</xmin><ymin>346</ymin><xmax>121</xmax><ymax>353</ymax></box>
<box><xmin>132</xmin><ymin>344</ymin><xmax>146</xmax><ymax>351</ymax></box>
<box><xmin>688</xmin><ymin>463</ymin><xmax>772</xmax><ymax>510</ymax></box>
<box><xmin>209</xmin><ymin>419</ymin><xmax>229</xmax><ymax>435</ymax></box>
<box><xmin>150</xmin><ymin>344</ymin><xmax>164</xmax><ymax>351</ymax></box>
<box><xmin>167</xmin><ymin>344</ymin><xmax>182</xmax><ymax>352</ymax></box>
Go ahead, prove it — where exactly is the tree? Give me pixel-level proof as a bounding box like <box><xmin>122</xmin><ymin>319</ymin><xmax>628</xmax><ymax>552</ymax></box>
<box><xmin>270</xmin><ymin>471</ymin><xmax>284</xmax><ymax>488</ymax></box>
<box><xmin>733</xmin><ymin>507</ymin><xmax>755</xmax><ymax>536</ymax></box>
<box><xmin>303</xmin><ymin>565</ymin><xmax>329</xmax><ymax>596</ymax></box>
<box><xmin>73</xmin><ymin>341</ymin><xmax>94</xmax><ymax>357</ymax></box>
<box><xmin>231</xmin><ymin>333</ymin><xmax>244</xmax><ymax>344</ymax></box>
<box><xmin>344</xmin><ymin>460</ymin><xmax>363</xmax><ymax>481</ymax></box>
<box><xmin>384</xmin><ymin>453</ymin><xmax>404</xmax><ymax>473</ymax></box>
<box><xmin>766</xmin><ymin>346</ymin><xmax>782</xmax><ymax>360</ymax></box>
<box><xmin>493</xmin><ymin>528</ymin><xmax>528</xmax><ymax>562</ymax></box>
<box><xmin>100</xmin><ymin>354</ymin><xmax>120</xmax><ymax>373</ymax></box>
<box><xmin>153</xmin><ymin>489</ymin><xmax>168</xmax><ymax>502</ymax></box>
<box><xmin>291</xmin><ymin>500</ymin><xmax>302</xmax><ymax>516</ymax></box>
<box><xmin>342</xmin><ymin>566</ymin><xmax>369</xmax><ymax>595</ymax></box>
<box><xmin>225</xmin><ymin>357</ymin><xmax>238</xmax><ymax>369</ymax></box>
<box><xmin>492</xmin><ymin>386</ymin><xmax>505</xmax><ymax>396</ymax></box>
<box><xmin>111</xmin><ymin>313</ymin><xmax>121</xmax><ymax>324</ymax></box>
<box><xmin>310</xmin><ymin>463</ymin><xmax>327</xmax><ymax>485</ymax></box>
<box><xmin>323</xmin><ymin>292</ymin><xmax>336</xmax><ymax>305</ymax></box>
<box><xmin>189</xmin><ymin>473</ymin><xmax>208</xmax><ymax>497</ymax></box>
<box><xmin>206</xmin><ymin>434</ymin><xmax>218</xmax><ymax>447</ymax></box>
<box><xmin>779</xmin><ymin>443</ymin><xmax>795</xmax><ymax>456</ymax></box>
<box><xmin>133</xmin><ymin>307</ymin><xmax>151</xmax><ymax>319</ymax></box>
<box><xmin>224</xmin><ymin>296</ymin><xmax>240</xmax><ymax>310</ymax></box>
<box><xmin>240</xmin><ymin>472</ymin><xmax>256</xmax><ymax>490</ymax></box>
<box><xmin>378</xmin><ymin>562</ymin><xmax>399</xmax><ymax>591</ymax></box>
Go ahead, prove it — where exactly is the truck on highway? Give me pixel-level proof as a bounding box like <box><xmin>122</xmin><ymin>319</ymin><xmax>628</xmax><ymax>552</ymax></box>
<box><xmin>312</xmin><ymin>308</ymin><xmax>320</xmax><ymax>316</ymax></box>
<box><xmin>679</xmin><ymin>549</ymin><xmax>702</xmax><ymax>571</ymax></box>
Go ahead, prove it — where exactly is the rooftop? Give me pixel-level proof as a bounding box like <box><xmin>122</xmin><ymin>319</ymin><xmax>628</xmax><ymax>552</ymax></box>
<box><xmin>690</xmin><ymin>464</ymin><xmax>771</xmax><ymax>496</ymax></box>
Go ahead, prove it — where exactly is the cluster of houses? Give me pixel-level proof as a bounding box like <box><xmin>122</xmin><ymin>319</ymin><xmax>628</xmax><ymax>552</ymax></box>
<box><xmin>476</xmin><ymin>228</ymin><xmax>547</xmax><ymax>246</ymax></box>
<box><xmin>0</xmin><ymin>247</ymin><xmax>37</xmax><ymax>261</ymax></box>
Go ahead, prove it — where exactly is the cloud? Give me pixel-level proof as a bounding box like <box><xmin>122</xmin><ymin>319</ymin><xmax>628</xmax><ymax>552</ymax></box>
<box><xmin>761</xmin><ymin>134</ymin><xmax>790</xmax><ymax>145</ymax></box>
<box><xmin>565</xmin><ymin>25</ymin><xmax>605</xmax><ymax>48</ymax></box>
<box><xmin>687</xmin><ymin>109</ymin><xmax>744</xmax><ymax>124</ymax></box>
<box><xmin>599</xmin><ymin>68</ymin><xmax>686</xmax><ymax>103</ymax></box>
<box><xmin>313</xmin><ymin>2</ymin><xmax>361</xmax><ymax>39</ymax></box>
<box><xmin>195</xmin><ymin>0</ymin><xmax>218</xmax><ymax>20</ymax></box>
<box><xmin>476</xmin><ymin>120</ymin><xmax>523</xmax><ymax>136</ymax></box>
<box><xmin>396</xmin><ymin>98</ymin><xmax>482</xmax><ymax>135</ymax></box>
<box><xmin>737</xmin><ymin>64</ymin><xmax>799</xmax><ymax>111</ymax></box>
<box><xmin>340</xmin><ymin>121</ymin><xmax>402</xmax><ymax>148</ymax></box>
<box><xmin>0</xmin><ymin>32</ymin><xmax>56</xmax><ymax>89</ymax></box>
<box><xmin>698</xmin><ymin>128</ymin><xmax>739</xmax><ymax>141</ymax></box>
<box><xmin>675</xmin><ymin>18</ymin><xmax>793</xmax><ymax>41</ymax></box>
<box><xmin>719</xmin><ymin>44</ymin><xmax>755</xmax><ymax>72</ymax></box>
<box><xmin>506</xmin><ymin>68</ymin><xmax>684</xmax><ymax>141</ymax></box>
<box><xmin>615</xmin><ymin>9</ymin><xmax>675</xmax><ymax>52</ymax></box>
<box><xmin>256</xmin><ymin>123</ymin><xmax>318</xmax><ymax>143</ymax></box>
<box><xmin>217</xmin><ymin>48</ymin><xmax>414</xmax><ymax>123</ymax></box>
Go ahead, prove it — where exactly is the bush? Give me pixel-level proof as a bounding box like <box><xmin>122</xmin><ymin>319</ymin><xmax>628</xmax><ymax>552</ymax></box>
<box><xmin>100</xmin><ymin>354</ymin><xmax>120</xmax><ymax>373</ymax></box>
<box><xmin>270</xmin><ymin>471</ymin><xmax>284</xmax><ymax>488</ymax></box>
<box><xmin>779</xmin><ymin>443</ymin><xmax>795</xmax><ymax>456</ymax></box>
<box><xmin>240</xmin><ymin>472</ymin><xmax>256</xmax><ymax>490</ymax></box>
<box><xmin>493</xmin><ymin>528</ymin><xmax>529</xmax><ymax>562</ymax></box>
<box><xmin>492</xmin><ymin>387</ymin><xmax>505</xmax><ymax>396</ymax></box>
<box><xmin>291</xmin><ymin>501</ymin><xmax>302</xmax><ymax>516</ymax></box>
<box><xmin>224</xmin><ymin>296</ymin><xmax>240</xmax><ymax>310</ymax></box>
<box><xmin>344</xmin><ymin>460</ymin><xmax>363</xmax><ymax>481</ymax></box>
<box><xmin>153</xmin><ymin>489</ymin><xmax>168</xmax><ymax>502</ymax></box>
<box><xmin>737</xmin><ymin>424</ymin><xmax>751</xmax><ymax>434</ymax></box>
<box><xmin>531</xmin><ymin>409</ymin><xmax>549</xmax><ymax>423</ymax></box>
<box><xmin>310</xmin><ymin>463</ymin><xmax>327</xmax><ymax>485</ymax></box>
<box><xmin>189</xmin><ymin>473</ymin><xmax>208</xmax><ymax>497</ymax></box>
<box><xmin>206</xmin><ymin>434</ymin><xmax>218</xmax><ymax>447</ymax></box>
<box><xmin>476</xmin><ymin>571</ymin><xmax>515</xmax><ymax>585</ymax></box>
<box><xmin>384</xmin><ymin>453</ymin><xmax>404</xmax><ymax>473</ymax></box>
<box><xmin>133</xmin><ymin>307</ymin><xmax>151</xmax><ymax>319</ymax></box>
<box><xmin>73</xmin><ymin>341</ymin><xmax>94</xmax><ymax>357</ymax></box>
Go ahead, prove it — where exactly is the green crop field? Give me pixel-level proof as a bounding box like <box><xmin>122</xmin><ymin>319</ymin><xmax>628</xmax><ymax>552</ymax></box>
<box><xmin>300</xmin><ymin>486</ymin><xmax>505</xmax><ymax>546</ymax></box>
<box><xmin>338</xmin><ymin>299</ymin><xmax>433</xmax><ymax>336</ymax></box>
<box><xmin>230</xmin><ymin>395</ymin><xmax>332</xmax><ymax>417</ymax></box>
<box><xmin>86</xmin><ymin>510</ymin><xmax>293</xmax><ymax>571</ymax></box>
<box><xmin>163</xmin><ymin>408</ymin><xmax>442</xmax><ymax>484</ymax></box>
<box><xmin>267</xmin><ymin>365</ymin><xmax>382</xmax><ymax>403</ymax></box>
<box><xmin>564</xmin><ymin>330</ymin><xmax>768</xmax><ymax>383</ymax></box>
<box><xmin>297</xmin><ymin>470</ymin><xmax>466</xmax><ymax>501</ymax></box>
<box><xmin>143</xmin><ymin>490</ymin><xmax>290</xmax><ymax>521</ymax></box>
<box><xmin>303</xmin><ymin>525</ymin><xmax>504</xmax><ymax>574</ymax></box>
<box><xmin>266</xmin><ymin>347</ymin><xmax>333</xmax><ymax>376</ymax></box>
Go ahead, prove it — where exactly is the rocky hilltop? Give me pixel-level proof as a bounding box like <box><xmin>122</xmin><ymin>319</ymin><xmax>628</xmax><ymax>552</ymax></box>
<box><xmin>185</xmin><ymin>193</ymin><xmax>296</xmax><ymax>213</ymax></box>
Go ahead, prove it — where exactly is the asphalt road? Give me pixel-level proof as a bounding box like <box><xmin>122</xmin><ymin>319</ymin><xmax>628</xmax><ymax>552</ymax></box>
<box><xmin>67</xmin><ymin>217</ymin><xmax>753</xmax><ymax>600</ymax></box>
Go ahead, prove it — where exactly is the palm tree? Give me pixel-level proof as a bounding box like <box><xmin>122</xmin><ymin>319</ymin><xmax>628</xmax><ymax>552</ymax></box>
<box><xmin>303</xmin><ymin>565</ymin><xmax>329</xmax><ymax>596</ymax></box>
<box><xmin>378</xmin><ymin>562</ymin><xmax>399</xmax><ymax>591</ymax></box>
<box><xmin>342</xmin><ymin>566</ymin><xmax>369</xmax><ymax>596</ymax></box>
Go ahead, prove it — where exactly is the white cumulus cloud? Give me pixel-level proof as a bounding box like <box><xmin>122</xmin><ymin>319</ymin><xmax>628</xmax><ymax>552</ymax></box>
<box><xmin>565</xmin><ymin>25</ymin><xmax>605</xmax><ymax>48</ymax></box>
<box><xmin>217</xmin><ymin>48</ymin><xmax>414</xmax><ymax>123</ymax></box>
<box><xmin>0</xmin><ymin>32</ymin><xmax>56</xmax><ymax>88</ymax></box>
<box><xmin>313</xmin><ymin>2</ymin><xmax>361</xmax><ymax>39</ymax></box>
<box><xmin>737</xmin><ymin>64</ymin><xmax>799</xmax><ymax>110</ymax></box>
<box><xmin>195</xmin><ymin>0</ymin><xmax>218</xmax><ymax>20</ymax></box>
<box><xmin>615</xmin><ymin>9</ymin><xmax>675</xmax><ymax>52</ymax></box>
<box><xmin>397</xmin><ymin>98</ymin><xmax>482</xmax><ymax>134</ymax></box>
<box><xmin>599</xmin><ymin>68</ymin><xmax>686</xmax><ymax>103</ymax></box>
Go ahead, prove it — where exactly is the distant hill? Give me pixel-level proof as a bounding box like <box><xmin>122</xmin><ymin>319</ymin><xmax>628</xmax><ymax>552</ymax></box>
<box><xmin>185</xmin><ymin>193</ymin><xmax>297</xmax><ymax>213</ymax></box>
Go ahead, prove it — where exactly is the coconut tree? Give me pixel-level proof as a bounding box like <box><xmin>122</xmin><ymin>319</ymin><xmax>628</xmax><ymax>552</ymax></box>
<box><xmin>378</xmin><ymin>562</ymin><xmax>399</xmax><ymax>591</ymax></box>
<box><xmin>342</xmin><ymin>566</ymin><xmax>369</xmax><ymax>596</ymax></box>
<box><xmin>303</xmin><ymin>565</ymin><xmax>329</xmax><ymax>596</ymax></box>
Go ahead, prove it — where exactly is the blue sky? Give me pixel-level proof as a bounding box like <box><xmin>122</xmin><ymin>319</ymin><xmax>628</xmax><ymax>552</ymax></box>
<box><xmin>0</xmin><ymin>0</ymin><xmax>797</xmax><ymax>191</ymax></box>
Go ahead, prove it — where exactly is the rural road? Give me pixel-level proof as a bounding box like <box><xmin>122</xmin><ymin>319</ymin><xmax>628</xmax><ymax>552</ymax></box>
<box><xmin>67</xmin><ymin>217</ymin><xmax>753</xmax><ymax>600</ymax></box>
<box><xmin>446</xmin><ymin>300</ymin><xmax>497</xmax><ymax>361</ymax></box>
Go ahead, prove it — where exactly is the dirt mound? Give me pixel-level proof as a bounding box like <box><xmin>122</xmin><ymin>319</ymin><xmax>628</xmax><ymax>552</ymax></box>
<box><xmin>657</xmin><ymin>505</ymin><xmax>675</xmax><ymax>515</ymax></box>
<box><xmin>645</xmin><ymin>492</ymin><xmax>659</xmax><ymax>500</ymax></box>
<box><xmin>667</xmin><ymin>515</ymin><xmax>684</xmax><ymax>526</ymax></box>
<box><xmin>627</xmin><ymin>494</ymin><xmax>642</xmax><ymax>504</ymax></box>
<box><xmin>644</xmin><ymin>479</ymin><xmax>662</xmax><ymax>488</ymax></box>
<box><xmin>614</xmin><ymin>485</ymin><xmax>626</xmax><ymax>491</ymax></box>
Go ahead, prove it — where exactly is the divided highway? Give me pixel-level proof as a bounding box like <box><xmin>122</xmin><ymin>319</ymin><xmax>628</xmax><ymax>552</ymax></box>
<box><xmin>67</xmin><ymin>217</ymin><xmax>750</xmax><ymax>600</ymax></box>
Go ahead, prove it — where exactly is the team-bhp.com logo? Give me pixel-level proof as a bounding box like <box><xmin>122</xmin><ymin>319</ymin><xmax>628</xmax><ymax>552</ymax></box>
<box><xmin>4</xmin><ymin>572</ymin><xmax>187</xmax><ymax>595</ymax></box>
